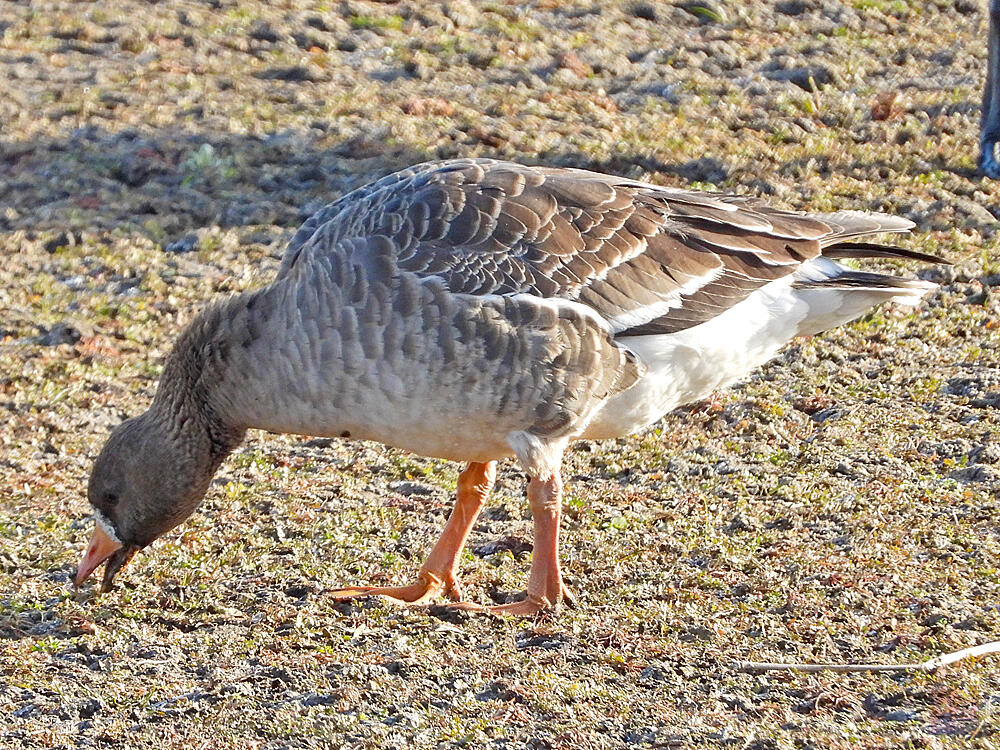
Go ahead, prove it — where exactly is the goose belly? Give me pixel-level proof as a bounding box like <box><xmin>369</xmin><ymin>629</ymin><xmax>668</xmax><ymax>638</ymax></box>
<box><xmin>335</xmin><ymin>382</ymin><xmax>522</xmax><ymax>463</ymax></box>
<box><xmin>247</xmin><ymin>354</ymin><xmax>527</xmax><ymax>463</ymax></box>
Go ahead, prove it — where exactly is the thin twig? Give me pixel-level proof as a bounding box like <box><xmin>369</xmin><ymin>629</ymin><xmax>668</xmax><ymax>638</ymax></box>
<box><xmin>732</xmin><ymin>641</ymin><xmax>1000</xmax><ymax>674</ymax></box>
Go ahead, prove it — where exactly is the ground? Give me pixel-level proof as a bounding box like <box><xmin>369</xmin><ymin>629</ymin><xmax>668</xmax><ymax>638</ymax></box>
<box><xmin>2</xmin><ymin>1</ymin><xmax>1000</xmax><ymax>748</ymax></box>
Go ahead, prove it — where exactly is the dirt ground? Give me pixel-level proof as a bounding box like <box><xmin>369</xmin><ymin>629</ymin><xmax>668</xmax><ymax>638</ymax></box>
<box><xmin>2</xmin><ymin>1</ymin><xmax>1000</xmax><ymax>748</ymax></box>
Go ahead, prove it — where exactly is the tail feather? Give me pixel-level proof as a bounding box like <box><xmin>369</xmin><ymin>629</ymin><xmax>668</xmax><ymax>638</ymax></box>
<box><xmin>793</xmin><ymin>270</ymin><xmax>936</xmax><ymax>305</ymax></box>
<box><xmin>793</xmin><ymin>257</ymin><xmax>938</xmax><ymax>319</ymax></box>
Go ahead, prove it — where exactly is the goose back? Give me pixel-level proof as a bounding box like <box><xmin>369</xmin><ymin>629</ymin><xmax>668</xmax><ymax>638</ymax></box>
<box><xmin>278</xmin><ymin>159</ymin><xmax>915</xmax><ymax>342</ymax></box>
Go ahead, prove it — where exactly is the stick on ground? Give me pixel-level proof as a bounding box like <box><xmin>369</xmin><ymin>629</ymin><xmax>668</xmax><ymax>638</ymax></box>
<box><xmin>732</xmin><ymin>641</ymin><xmax>1000</xmax><ymax>674</ymax></box>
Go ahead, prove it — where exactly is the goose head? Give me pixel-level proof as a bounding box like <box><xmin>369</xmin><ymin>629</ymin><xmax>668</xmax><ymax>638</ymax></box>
<box><xmin>75</xmin><ymin>409</ymin><xmax>228</xmax><ymax>592</ymax></box>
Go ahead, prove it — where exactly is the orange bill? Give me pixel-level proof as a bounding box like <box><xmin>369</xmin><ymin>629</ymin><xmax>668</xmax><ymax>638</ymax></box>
<box><xmin>75</xmin><ymin>525</ymin><xmax>123</xmax><ymax>587</ymax></box>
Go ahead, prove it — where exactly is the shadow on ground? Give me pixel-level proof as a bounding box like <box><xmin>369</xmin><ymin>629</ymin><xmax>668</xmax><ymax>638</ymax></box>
<box><xmin>1</xmin><ymin>125</ymin><xmax>775</xmax><ymax>250</ymax></box>
<box><xmin>1</xmin><ymin>126</ymin><xmax>433</xmax><ymax>244</ymax></box>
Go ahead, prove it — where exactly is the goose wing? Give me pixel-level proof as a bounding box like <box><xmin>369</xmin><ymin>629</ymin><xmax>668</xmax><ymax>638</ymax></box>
<box><xmin>281</xmin><ymin>159</ymin><xmax>914</xmax><ymax>337</ymax></box>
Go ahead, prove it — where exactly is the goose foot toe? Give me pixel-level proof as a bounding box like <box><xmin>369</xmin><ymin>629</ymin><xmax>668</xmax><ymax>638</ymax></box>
<box><xmin>328</xmin><ymin>571</ymin><xmax>460</xmax><ymax>606</ymax></box>
<box><xmin>486</xmin><ymin>590</ymin><xmax>570</xmax><ymax>617</ymax></box>
<box><xmin>447</xmin><ymin>583</ymin><xmax>576</xmax><ymax>617</ymax></box>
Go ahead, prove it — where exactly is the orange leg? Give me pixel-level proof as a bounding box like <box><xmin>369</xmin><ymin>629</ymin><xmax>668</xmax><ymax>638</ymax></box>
<box><xmin>329</xmin><ymin>461</ymin><xmax>496</xmax><ymax>605</ymax></box>
<box><xmin>488</xmin><ymin>472</ymin><xmax>575</xmax><ymax>616</ymax></box>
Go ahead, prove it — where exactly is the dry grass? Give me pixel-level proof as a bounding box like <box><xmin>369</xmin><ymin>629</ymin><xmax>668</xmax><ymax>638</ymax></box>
<box><xmin>2</xmin><ymin>1</ymin><xmax>1000</xmax><ymax>748</ymax></box>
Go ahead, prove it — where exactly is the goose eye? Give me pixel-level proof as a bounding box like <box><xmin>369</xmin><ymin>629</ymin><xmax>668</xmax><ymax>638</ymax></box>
<box><xmin>104</xmin><ymin>492</ymin><xmax>119</xmax><ymax>507</ymax></box>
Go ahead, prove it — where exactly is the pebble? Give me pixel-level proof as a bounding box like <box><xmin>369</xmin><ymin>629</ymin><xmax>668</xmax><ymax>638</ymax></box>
<box><xmin>164</xmin><ymin>234</ymin><xmax>199</xmax><ymax>254</ymax></box>
<box><xmin>34</xmin><ymin>322</ymin><xmax>81</xmax><ymax>346</ymax></box>
<box><xmin>949</xmin><ymin>466</ymin><xmax>997</xmax><ymax>483</ymax></box>
<box><xmin>389</xmin><ymin>480</ymin><xmax>435</xmax><ymax>496</ymax></box>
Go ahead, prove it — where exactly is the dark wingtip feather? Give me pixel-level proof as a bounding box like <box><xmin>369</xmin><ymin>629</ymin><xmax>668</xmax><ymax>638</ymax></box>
<box><xmin>822</xmin><ymin>242</ymin><xmax>951</xmax><ymax>265</ymax></box>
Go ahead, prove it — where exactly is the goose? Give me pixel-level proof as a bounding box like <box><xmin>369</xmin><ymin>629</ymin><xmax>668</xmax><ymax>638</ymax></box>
<box><xmin>75</xmin><ymin>158</ymin><xmax>943</xmax><ymax>615</ymax></box>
